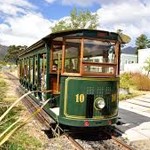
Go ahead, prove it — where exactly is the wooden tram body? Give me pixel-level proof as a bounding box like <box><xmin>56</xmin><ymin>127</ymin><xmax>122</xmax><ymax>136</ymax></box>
<box><xmin>18</xmin><ymin>29</ymin><xmax>121</xmax><ymax>127</ymax></box>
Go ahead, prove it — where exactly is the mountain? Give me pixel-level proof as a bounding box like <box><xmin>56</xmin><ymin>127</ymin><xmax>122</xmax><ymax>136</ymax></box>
<box><xmin>0</xmin><ymin>45</ymin><xmax>8</xmax><ymax>60</ymax></box>
<box><xmin>121</xmin><ymin>46</ymin><xmax>137</xmax><ymax>55</ymax></box>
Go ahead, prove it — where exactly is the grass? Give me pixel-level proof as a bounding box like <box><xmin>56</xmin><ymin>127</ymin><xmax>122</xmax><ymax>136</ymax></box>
<box><xmin>0</xmin><ymin>78</ymin><xmax>7</xmax><ymax>101</ymax></box>
<box><xmin>1</xmin><ymin>131</ymin><xmax>41</xmax><ymax>150</ymax></box>
<box><xmin>119</xmin><ymin>92</ymin><xmax>142</xmax><ymax>101</ymax></box>
<box><xmin>0</xmin><ymin>73</ymin><xmax>42</xmax><ymax>150</ymax></box>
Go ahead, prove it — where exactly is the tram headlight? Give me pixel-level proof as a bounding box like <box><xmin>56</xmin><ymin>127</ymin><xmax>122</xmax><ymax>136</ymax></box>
<box><xmin>94</xmin><ymin>97</ymin><xmax>105</xmax><ymax>110</ymax></box>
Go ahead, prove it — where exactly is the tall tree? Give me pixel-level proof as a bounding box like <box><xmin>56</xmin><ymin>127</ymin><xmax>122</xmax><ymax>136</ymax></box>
<box><xmin>51</xmin><ymin>8</ymin><xmax>99</xmax><ymax>33</ymax></box>
<box><xmin>135</xmin><ymin>34</ymin><xmax>150</xmax><ymax>54</ymax></box>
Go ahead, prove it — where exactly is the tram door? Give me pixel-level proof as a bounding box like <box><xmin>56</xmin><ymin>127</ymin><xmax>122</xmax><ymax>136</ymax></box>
<box><xmin>50</xmin><ymin>41</ymin><xmax>62</xmax><ymax>94</ymax></box>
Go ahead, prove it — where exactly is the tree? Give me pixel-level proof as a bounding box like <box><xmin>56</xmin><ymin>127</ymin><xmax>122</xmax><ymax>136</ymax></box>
<box><xmin>51</xmin><ymin>20</ymin><xmax>70</xmax><ymax>32</ymax></box>
<box><xmin>51</xmin><ymin>8</ymin><xmax>99</xmax><ymax>33</ymax></box>
<box><xmin>143</xmin><ymin>57</ymin><xmax>150</xmax><ymax>76</ymax></box>
<box><xmin>135</xmin><ymin>34</ymin><xmax>150</xmax><ymax>54</ymax></box>
<box><xmin>4</xmin><ymin>45</ymin><xmax>27</xmax><ymax>64</ymax></box>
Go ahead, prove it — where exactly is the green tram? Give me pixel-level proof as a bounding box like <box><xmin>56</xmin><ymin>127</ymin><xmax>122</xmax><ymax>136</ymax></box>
<box><xmin>19</xmin><ymin>29</ymin><xmax>122</xmax><ymax>127</ymax></box>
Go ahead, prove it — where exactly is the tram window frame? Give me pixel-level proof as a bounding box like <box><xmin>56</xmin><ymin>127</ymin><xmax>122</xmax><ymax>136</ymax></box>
<box><xmin>50</xmin><ymin>36</ymin><xmax>120</xmax><ymax>77</ymax></box>
<box><xmin>20</xmin><ymin>59</ymin><xmax>23</xmax><ymax>78</ymax></box>
<box><xmin>61</xmin><ymin>37</ymin><xmax>119</xmax><ymax>77</ymax></box>
<box><xmin>27</xmin><ymin>58</ymin><xmax>30</xmax><ymax>81</ymax></box>
<box><xmin>64</xmin><ymin>38</ymin><xmax>80</xmax><ymax>74</ymax></box>
<box><xmin>61</xmin><ymin>37</ymin><xmax>81</xmax><ymax>76</ymax></box>
<box><xmin>30</xmin><ymin>57</ymin><xmax>33</xmax><ymax>83</ymax></box>
<box><xmin>81</xmin><ymin>38</ymin><xmax>118</xmax><ymax>76</ymax></box>
<box><xmin>22</xmin><ymin>59</ymin><xmax>25</xmax><ymax>79</ymax></box>
<box><xmin>40</xmin><ymin>53</ymin><xmax>47</xmax><ymax>90</ymax></box>
<box><xmin>50</xmin><ymin>40</ymin><xmax>63</xmax><ymax>73</ymax></box>
<box><xmin>24</xmin><ymin>58</ymin><xmax>28</xmax><ymax>80</ymax></box>
<box><xmin>29</xmin><ymin>56</ymin><xmax>33</xmax><ymax>83</ymax></box>
<box><xmin>34</xmin><ymin>56</ymin><xmax>38</xmax><ymax>85</ymax></box>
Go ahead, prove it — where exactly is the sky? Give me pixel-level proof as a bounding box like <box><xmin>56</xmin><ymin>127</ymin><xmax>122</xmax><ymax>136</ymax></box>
<box><xmin>0</xmin><ymin>0</ymin><xmax>150</xmax><ymax>47</ymax></box>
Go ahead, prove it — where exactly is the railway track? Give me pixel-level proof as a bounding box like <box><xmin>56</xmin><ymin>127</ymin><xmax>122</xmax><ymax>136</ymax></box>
<box><xmin>3</xmin><ymin>71</ymin><xmax>135</xmax><ymax>150</ymax></box>
<box><xmin>3</xmin><ymin>72</ymin><xmax>84</xmax><ymax>149</ymax></box>
<box><xmin>67</xmin><ymin>128</ymin><xmax>135</xmax><ymax>150</ymax></box>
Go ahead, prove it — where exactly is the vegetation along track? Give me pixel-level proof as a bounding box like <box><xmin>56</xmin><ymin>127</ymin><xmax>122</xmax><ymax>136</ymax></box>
<box><xmin>3</xmin><ymin>72</ymin><xmax>84</xmax><ymax>149</ymax></box>
<box><xmin>3</xmin><ymin>72</ymin><xmax>135</xmax><ymax>150</ymax></box>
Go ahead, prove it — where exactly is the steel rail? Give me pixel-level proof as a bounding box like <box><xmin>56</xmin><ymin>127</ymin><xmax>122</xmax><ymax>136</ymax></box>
<box><xmin>103</xmin><ymin>127</ymin><xmax>135</xmax><ymax>150</ymax></box>
<box><xmin>4</xmin><ymin>71</ymin><xmax>85</xmax><ymax>150</ymax></box>
<box><xmin>5</xmin><ymin>72</ymin><xmax>134</xmax><ymax>150</ymax></box>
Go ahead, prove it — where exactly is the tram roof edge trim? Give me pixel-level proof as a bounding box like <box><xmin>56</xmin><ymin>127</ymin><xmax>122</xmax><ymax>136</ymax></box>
<box><xmin>42</xmin><ymin>29</ymin><xmax>121</xmax><ymax>42</ymax></box>
<box><xmin>19</xmin><ymin>29</ymin><xmax>123</xmax><ymax>56</ymax></box>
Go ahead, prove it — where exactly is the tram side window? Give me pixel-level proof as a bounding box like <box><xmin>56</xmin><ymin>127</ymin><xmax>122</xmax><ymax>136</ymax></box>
<box><xmin>108</xmin><ymin>45</ymin><xmax>115</xmax><ymax>63</ymax></box>
<box><xmin>30</xmin><ymin>57</ymin><xmax>33</xmax><ymax>83</ymax></box>
<box><xmin>24</xmin><ymin>59</ymin><xmax>29</xmax><ymax>80</ymax></box>
<box><xmin>34</xmin><ymin>56</ymin><xmax>38</xmax><ymax>85</ymax></box>
<box><xmin>22</xmin><ymin>60</ymin><xmax>25</xmax><ymax>78</ymax></box>
<box><xmin>40</xmin><ymin>54</ymin><xmax>47</xmax><ymax>91</ymax></box>
<box><xmin>51</xmin><ymin>41</ymin><xmax>62</xmax><ymax>72</ymax></box>
<box><xmin>27</xmin><ymin>58</ymin><xmax>30</xmax><ymax>81</ymax></box>
<box><xmin>83</xmin><ymin>39</ymin><xmax>116</xmax><ymax>74</ymax></box>
<box><xmin>64</xmin><ymin>39</ymin><xmax>80</xmax><ymax>73</ymax></box>
<box><xmin>20</xmin><ymin>60</ymin><xmax>23</xmax><ymax>78</ymax></box>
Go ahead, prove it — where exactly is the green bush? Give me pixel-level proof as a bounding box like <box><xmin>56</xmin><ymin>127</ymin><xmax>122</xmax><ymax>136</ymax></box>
<box><xmin>120</xmin><ymin>73</ymin><xmax>132</xmax><ymax>89</ymax></box>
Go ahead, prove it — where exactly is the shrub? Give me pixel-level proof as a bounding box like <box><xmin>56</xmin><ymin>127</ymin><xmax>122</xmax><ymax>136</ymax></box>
<box><xmin>120</xmin><ymin>73</ymin><xmax>132</xmax><ymax>89</ymax></box>
<box><xmin>131</xmin><ymin>73</ymin><xmax>150</xmax><ymax>91</ymax></box>
<box><xmin>120</xmin><ymin>72</ymin><xmax>150</xmax><ymax>91</ymax></box>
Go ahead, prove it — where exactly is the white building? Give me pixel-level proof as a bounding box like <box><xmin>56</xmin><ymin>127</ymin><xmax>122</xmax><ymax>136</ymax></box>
<box><xmin>138</xmin><ymin>48</ymin><xmax>150</xmax><ymax>64</ymax></box>
<box><xmin>120</xmin><ymin>53</ymin><xmax>137</xmax><ymax>72</ymax></box>
<box><xmin>124</xmin><ymin>48</ymin><xmax>150</xmax><ymax>74</ymax></box>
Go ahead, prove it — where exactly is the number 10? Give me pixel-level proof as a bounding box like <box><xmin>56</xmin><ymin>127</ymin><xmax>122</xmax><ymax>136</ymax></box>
<box><xmin>76</xmin><ymin>94</ymin><xmax>85</xmax><ymax>103</ymax></box>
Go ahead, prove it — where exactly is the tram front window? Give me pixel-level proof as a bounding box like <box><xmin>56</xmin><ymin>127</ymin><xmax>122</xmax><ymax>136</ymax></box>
<box><xmin>83</xmin><ymin>39</ymin><xmax>116</xmax><ymax>75</ymax></box>
<box><xmin>64</xmin><ymin>39</ymin><xmax>80</xmax><ymax>73</ymax></box>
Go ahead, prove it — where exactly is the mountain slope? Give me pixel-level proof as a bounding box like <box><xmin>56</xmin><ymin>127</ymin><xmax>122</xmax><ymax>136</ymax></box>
<box><xmin>0</xmin><ymin>45</ymin><xmax>8</xmax><ymax>60</ymax></box>
<box><xmin>121</xmin><ymin>46</ymin><xmax>136</xmax><ymax>55</ymax></box>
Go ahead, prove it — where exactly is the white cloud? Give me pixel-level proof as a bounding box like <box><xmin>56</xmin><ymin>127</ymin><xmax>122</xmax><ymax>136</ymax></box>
<box><xmin>61</xmin><ymin>0</ymin><xmax>100</xmax><ymax>7</ymax></box>
<box><xmin>0</xmin><ymin>13</ymin><xmax>52</xmax><ymax>46</ymax></box>
<box><xmin>0</xmin><ymin>0</ymin><xmax>53</xmax><ymax>46</ymax></box>
<box><xmin>1</xmin><ymin>0</ymin><xmax>150</xmax><ymax>47</ymax></box>
<box><xmin>97</xmin><ymin>0</ymin><xmax>150</xmax><ymax>45</ymax></box>
<box><xmin>43</xmin><ymin>0</ymin><xmax>100</xmax><ymax>7</ymax></box>
<box><xmin>0</xmin><ymin>0</ymin><xmax>36</xmax><ymax>16</ymax></box>
<box><xmin>44</xmin><ymin>0</ymin><xmax>56</xmax><ymax>3</ymax></box>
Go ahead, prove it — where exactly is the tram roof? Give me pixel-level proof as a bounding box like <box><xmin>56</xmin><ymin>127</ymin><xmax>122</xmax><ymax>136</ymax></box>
<box><xmin>20</xmin><ymin>29</ymin><xmax>122</xmax><ymax>55</ymax></box>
